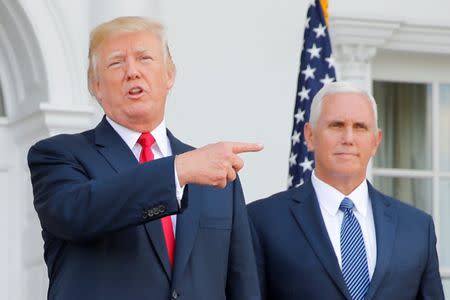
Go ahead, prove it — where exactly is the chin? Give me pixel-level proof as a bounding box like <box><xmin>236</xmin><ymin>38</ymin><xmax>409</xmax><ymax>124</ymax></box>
<box><xmin>125</xmin><ymin>105</ymin><xmax>152</xmax><ymax>117</ymax></box>
<box><xmin>330</xmin><ymin>164</ymin><xmax>361</xmax><ymax>176</ymax></box>
<box><xmin>342</xmin><ymin>170</ymin><xmax>366</xmax><ymax>181</ymax></box>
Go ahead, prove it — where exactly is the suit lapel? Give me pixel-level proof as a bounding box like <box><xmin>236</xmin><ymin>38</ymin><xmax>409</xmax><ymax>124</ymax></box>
<box><xmin>144</xmin><ymin>221</ymin><xmax>173</xmax><ymax>281</ymax></box>
<box><xmin>94</xmin><ymin>117</ymin><xmax>139</xmax><ymax>173</ymax></box>
<box><xmin>172</xmin><ymin>185</ymin><xmax>201</xmax><ymax>284</ymax></box>
<box><xmin>94</xmin><ymin>118</ymin><xmax>176</xmax><ymax>281</ymax></box>
<box><xmin>365</xmin><ymin>183</ymin><xmax>397</xmax><ymax>300</ymax></box>
<box><xmin>166</xmin><ymin>131</ymin><xmax>200</xmax><ymax>284</ymax></box>
<box><xmin>290</xmin><ymin>181</ymin><xmax>352</xmax><ymax>300</ymax></box>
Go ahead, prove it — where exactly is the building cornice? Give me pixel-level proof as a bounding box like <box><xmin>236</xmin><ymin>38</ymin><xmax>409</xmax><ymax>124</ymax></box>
<box><xmin>330</xmin><ymin>16</ymin><xmax>450</xmax><ymax>55</ymax></box>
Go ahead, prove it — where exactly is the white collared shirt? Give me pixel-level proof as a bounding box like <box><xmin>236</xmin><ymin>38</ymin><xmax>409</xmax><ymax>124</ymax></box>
<box><xmin>106</xmin><ymin>116</ymin><xmax>184</xmax><ymax>234</ymax></box>
<box><xmin>311</xmin><ymin>170</ymin><xmax>377</xmax><ymax>279</ymax></box>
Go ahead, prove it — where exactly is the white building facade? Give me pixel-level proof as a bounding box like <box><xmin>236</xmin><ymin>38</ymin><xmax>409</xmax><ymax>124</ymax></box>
<box><xmin>0</xmin><ymin>0</ymin><xmax>449</xmax><ymax>298</ymax></box>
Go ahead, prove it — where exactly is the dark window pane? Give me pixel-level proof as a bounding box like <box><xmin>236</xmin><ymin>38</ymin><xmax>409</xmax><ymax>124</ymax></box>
<box><xmin>373</xmin><ymin>81</ymin><xmax>432</xmax><ymax>170</ymax></box>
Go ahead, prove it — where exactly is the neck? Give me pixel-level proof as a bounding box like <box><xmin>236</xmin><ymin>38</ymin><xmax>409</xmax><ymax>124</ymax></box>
<box><xmin>314</xmin><ymin>171</ymin><xmax>365</xmax><ymax>195</ymax></box>
<box><xmin>107</xmin><ymin>115</ymin><xmax>164</xmax><ymax>133</ymax></box>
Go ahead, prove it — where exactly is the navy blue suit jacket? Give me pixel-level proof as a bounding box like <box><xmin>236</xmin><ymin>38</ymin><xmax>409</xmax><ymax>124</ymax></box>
<box><xmin>28</xmin><ymin>117</ymin><xmax>260</xmax><ymax>300</ymax></box>
<box><xmin>247</xmin><ymin>180</ymin><xmax>444</xmax><ymax>300</ymax></box>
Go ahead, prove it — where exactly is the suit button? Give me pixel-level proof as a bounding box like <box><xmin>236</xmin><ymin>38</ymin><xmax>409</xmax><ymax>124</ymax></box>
<box><xmin>171</xmin><ymin>290</ymin><xmax>179</xmax><ymax>299</ymax></box>
<box><xmin>158</xmin><ymin>205</ymin><xmax>166</xmax><ymax>213</ymax></box>
<box><xmin>147</xmin><ymin>209</ymin><xmax>154</xmax><ymax>217</ymax></box>
<box><xmin>142</xmin><ymin>210</ymin><xmax>149</xmax><ymax>220</ymax></box>
<box><xmin>153</xmin><ymin>207</ymin><xmax>160</xmax><ymax>215</ymax></box>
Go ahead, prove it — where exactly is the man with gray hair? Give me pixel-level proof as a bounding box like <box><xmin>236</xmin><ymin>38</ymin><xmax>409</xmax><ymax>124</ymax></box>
<box><xmin>28</xmin><ymin>16</ymin><xmax>261</xmax><ymax>300</ymax></box>
<box><xmin>248</xmin><ymin>81</ymin><xmax>444</xmax><ymax>299</ymax></box>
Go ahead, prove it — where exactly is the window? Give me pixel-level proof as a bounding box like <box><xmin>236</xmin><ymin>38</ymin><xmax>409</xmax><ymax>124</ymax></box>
<box><xmin>373</xmin><ymin>80</ymin><xmax>450</xmax><ymax>294</ymax></box>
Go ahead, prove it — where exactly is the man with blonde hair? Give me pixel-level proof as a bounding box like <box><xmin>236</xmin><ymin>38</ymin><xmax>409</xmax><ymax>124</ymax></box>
<box><xmin>28</xmin><ymin>16</ymin><xmax>262</xmax><ymax>300</ymax></box>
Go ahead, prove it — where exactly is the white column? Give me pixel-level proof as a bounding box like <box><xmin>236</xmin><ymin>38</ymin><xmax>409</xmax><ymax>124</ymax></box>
<box><xmin>0</xmin><ymin>1</ymin><xmax>96</xmax><ymax>299</ymax></box>
<box><xmin>333</xmin><ymin>44</ymin><xmax>377</xmax><ymax>92</ymax></box>
<box><xmin>10</xmin><ymin>107</ymin><xmax>94</xmax><ymax>300</ymax></box>
<box><xmin>0</xmin><ymin>127</ymin><xmax>15</xmax><ymax>300</ymax></box>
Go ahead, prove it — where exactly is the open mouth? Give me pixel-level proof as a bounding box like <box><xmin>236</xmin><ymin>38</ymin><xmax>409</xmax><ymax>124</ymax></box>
<box><xmin>128</xmin><ymin>86</ymin><xmax>144</xmax><ymax>99</ymax></box>
<box><xmin>128</xmin><ymin>86</ymin><xmax>143</xmax><ymax>96</ymax></box>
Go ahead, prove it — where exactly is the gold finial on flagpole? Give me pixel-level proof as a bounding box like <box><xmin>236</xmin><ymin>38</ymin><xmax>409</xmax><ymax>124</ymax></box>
<box><xmin>320</xmin><ymin>0</ymin><xmax>329</xmax><ymax>25</ymax></box>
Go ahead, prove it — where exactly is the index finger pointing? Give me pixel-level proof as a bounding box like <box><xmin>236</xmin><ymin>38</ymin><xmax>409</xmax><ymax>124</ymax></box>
<box><xmin>231</xmin><ymin>142</ymin><xmax>264</xmax><ymax>154</ymax></box>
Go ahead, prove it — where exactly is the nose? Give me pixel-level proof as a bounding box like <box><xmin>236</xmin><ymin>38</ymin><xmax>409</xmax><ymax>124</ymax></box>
<box><xmin>126</xmin><ymin>59</ymin><xmax>140</xmax><ymax>80</ymax></box>
<box><xmin>342</xmin><ymin>126</ymin><xmax>354</xmax><ymax>145</ymax></box>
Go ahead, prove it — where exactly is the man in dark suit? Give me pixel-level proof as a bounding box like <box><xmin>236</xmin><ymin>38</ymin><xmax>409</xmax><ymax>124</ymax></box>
<box><xmin>28</xmin><ymin>16</ymin><xmax>262</xmax><ymax>300</ymax></box>
<box><xmin>248</xmin><ymin>82</ymin><xmax>444</xmax><ymax>300</ymax></box>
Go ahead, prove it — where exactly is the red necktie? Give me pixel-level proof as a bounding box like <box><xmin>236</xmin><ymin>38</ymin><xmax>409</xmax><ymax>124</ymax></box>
<box><xmin>138</xmin><ymin>132</ymin><xmax>175</xmax><ymax>268</ymax></box>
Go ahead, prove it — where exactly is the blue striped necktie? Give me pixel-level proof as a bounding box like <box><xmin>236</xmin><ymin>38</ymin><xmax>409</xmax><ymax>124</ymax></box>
<box><xmin>340</xmin><ymin>197</ymin><xmax>370</xmax><ymax>300</ymax></box>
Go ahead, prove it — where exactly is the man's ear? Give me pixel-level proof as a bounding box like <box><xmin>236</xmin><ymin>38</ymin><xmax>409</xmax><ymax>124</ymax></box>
<box><xmin>304</xmin><ymin>122</ymin><xmax>315</xmax><ymax>152</ymax></box>
<box><xmin>371</xmin><ymin>129</ymin><xmax>383</xmax><ymax>157</ymax></box>
<box><xmin>91</xmin><ymin>79</ymin><xmax>103</xmax><ymax>103</ymax></box>
<box><xmin>166</xmin><ymin>65</ymin><xmax>176</xmax><ymax>90</ymax></box>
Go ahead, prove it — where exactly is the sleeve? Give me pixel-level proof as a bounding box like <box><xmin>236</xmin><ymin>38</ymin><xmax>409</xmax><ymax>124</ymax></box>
<box><xmin>28</xmin><ymin>137</ymin><xmax>181</xmax><ymax>242</ymax></box>
<box><xmin>225</xmin><ymin>177</ymin><xmax>262</xmax><ymax>300</ymax></box>
<box><xmin>417</xmin><ymin>216</ymin><xmax>445</xmax><ymax>300</ymax></box>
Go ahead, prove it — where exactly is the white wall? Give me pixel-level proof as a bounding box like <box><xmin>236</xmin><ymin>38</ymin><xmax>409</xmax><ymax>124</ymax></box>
<box><xmin>161</xmin><ymin>0</ymin><xmax>308</xmax><ymax>201</ymax></box>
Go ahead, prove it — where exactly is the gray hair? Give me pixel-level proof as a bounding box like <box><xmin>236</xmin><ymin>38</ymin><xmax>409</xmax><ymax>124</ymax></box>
<box><xmin>309</xmin><ymin>81</ymin><xmax>379</xmax><ymax>132</ymax></box>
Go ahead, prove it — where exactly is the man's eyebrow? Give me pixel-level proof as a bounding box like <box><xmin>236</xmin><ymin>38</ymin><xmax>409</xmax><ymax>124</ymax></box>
<box><xmin>354</xmin><ymin>122</ymin><xmax>369</xmax><ymax>128</ymax></box>
<box><xmin>106</xmin><ymin>51</ymin><xmax>124</xmax><ymax>60</ymax></box>
<box><xmin>326</xmin><ymin>120</ymin><xmax>370</xmax><ymax>127</ymax></box>
<box><xmin>327</xmin><ymin>120</ymin><xmax>344</xmax><ymax>125</ymax></box>
<box><xmin>133</xmin><ymin>47</ymin><xmax>150</xmax><ymax>54</ymax></box>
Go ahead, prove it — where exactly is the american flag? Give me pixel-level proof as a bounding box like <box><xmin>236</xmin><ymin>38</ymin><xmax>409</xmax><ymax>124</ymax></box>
<box><xmin>288</xmin><ymin>0</ymin><xmax>336</xmax><ymax>188</ymax></box>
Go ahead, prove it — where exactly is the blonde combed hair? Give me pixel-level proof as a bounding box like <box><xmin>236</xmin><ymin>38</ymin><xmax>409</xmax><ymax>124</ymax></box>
<box><xmin>87</xmin><ymin>16</ymin><xmax>175</xmax><ymax>96</ymax></box>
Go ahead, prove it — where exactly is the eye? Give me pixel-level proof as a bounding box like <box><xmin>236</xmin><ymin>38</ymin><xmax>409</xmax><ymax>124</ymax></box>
<box><xmin>329</xmin><ymin>121</ymin><xmax>344</xmax><ymax>128</ymax></box>
<box><xmin>108</xmin><ymin>61</ymin><xmax>122</xmax><ymax>68</ymax></box>
<box><xmin>354</xmin><ymin>123</ymin><xmax>368</xmax><ymax>130</ymax></box>
<box><xmin>141</xmin><ymin>55</ymin><xmax>153</xmax><ymax>62</ymax></box>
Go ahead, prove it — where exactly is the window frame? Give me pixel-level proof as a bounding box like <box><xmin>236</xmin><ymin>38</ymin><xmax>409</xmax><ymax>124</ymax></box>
<box><xmin>371</xmin><ymin>78</ymin><xmax>450</xmax><ymax>280</ymax></box>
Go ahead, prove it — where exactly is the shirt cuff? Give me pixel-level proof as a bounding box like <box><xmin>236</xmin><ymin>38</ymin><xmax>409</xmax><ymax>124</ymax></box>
<box><xmin>174</xmin><ymin>162</ymin><xmax>185</xmax><ymax>207</ymax></box>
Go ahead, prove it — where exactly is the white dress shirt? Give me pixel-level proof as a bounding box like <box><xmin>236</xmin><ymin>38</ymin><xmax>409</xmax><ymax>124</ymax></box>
<box><xmin>106</xmin><ymin>116</ymin><xmax>184</xmax><ymax>234</ymax></box>
<box><xmin>311</xmin><ymin>170</ymin><xmax>377</xmax><ymax>279</ymax></box>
